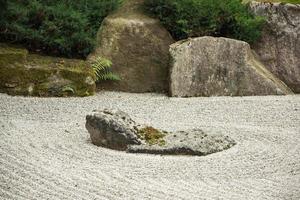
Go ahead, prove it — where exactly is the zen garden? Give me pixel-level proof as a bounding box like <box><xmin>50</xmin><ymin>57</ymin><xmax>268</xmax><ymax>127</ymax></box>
<box><xmin>0</xmin><ymin>0</ymin><xmax>299</xmax><ymax>199</ymax></box>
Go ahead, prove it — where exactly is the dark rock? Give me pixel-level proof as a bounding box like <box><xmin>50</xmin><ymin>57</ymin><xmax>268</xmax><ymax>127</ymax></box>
<box><xmin>86</xmin><ymin>109</ymin><xmax>142</xmax><ymax>150</ymax></box>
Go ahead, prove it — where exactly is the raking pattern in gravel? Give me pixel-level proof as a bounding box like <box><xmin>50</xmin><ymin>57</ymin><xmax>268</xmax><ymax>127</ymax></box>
<box><xmin>0</xmin><ymin>92</ymin><xmax>299</xmax><ymax>200</ymax></box>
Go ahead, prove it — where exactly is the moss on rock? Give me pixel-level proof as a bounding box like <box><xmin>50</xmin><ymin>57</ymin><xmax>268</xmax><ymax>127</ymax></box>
<box><xmin>137</xmin><ymin>126</ymin><xmax>166</xmax><ymax>146</ymax></box>
<box><xmin>0</xmin><ymin>44</ymin><xmax>96</xmax><ymax>97</ymax></box>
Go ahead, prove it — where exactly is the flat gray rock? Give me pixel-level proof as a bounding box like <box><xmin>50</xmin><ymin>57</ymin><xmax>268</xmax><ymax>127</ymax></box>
<box><xmin>128</xmin><ymin>129</ymin><xmax>236</xmax><ymax>156</ymax></box>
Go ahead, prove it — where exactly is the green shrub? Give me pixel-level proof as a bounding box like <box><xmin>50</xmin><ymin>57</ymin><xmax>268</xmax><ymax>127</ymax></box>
<box><xmin>0</xmin><ymin>0</ymin><xmax>122</xmax><ymax>58</ymax></box>
<box><xmin>144</xmin><ymin>0</ymin><xmax>265</xmax><ymax>43</ymax></box>
<box><xmin>0</xmin><ymin>0</ymin><xmax>8</xmax><ymax>25</ymax></box>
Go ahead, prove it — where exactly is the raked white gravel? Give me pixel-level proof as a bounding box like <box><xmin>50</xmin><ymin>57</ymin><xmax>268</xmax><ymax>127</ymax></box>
<box><xmin>0</xmin><ymin>92</ymin><xmax>300</xmax><ymax>200</ymax></box>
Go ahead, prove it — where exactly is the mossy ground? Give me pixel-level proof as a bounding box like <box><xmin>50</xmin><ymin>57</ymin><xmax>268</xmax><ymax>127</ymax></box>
<box><xmin>137</xmin><ymin>126</ymin><xmax>166</xmax><ymax>146</ymax></box>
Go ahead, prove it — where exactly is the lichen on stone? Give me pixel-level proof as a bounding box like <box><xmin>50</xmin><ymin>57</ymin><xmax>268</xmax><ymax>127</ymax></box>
<box><xmin>137</xmin><ymin>126</ymin><xmax>166</xmax><ymax>146</ymax></box>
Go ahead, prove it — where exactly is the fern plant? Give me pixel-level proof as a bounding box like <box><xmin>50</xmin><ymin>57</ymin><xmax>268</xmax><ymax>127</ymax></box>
<box><xmin>91</xmin><ymin>57</ymin><xmax>120</xmax><ymax>82</ymax></box>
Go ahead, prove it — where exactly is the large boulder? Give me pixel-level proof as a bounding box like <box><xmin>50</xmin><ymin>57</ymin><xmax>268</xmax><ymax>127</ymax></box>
<box><xmin>88</xmin><ymin>0</ymin><xmax>174</xmax><ymax>93</ymax></box>
<box><xmin>250</xmin><ymin>2</ymin><xmax>300</xmax><ymax>93</ymax></box>
<box><xmin>169</xmin><ymin>36</ymin><xmax>293</xmax><ymax>97</ymax></box>
<box><xmin>0</xmin><ymin>44</ymin><xmax>96</xmax><ymax>97</ymax></box>
<box><xmin>86</xmin><ymin>109</ymin><xmax>236</xmax><ymax>156</ymax></box>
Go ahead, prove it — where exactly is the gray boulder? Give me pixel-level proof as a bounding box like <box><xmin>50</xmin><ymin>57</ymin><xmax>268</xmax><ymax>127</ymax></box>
<box><xmin>86</xmin><ymin>109</ymin><xmax>236</xmax><ymax>156</ymax></box>
<box><xmin>169</xmin><ymin>36</ymin><xmax>293</xmax><ymax>97</ymax></box>
<box><xmin>88</xmin><ymin>0</ymin><xmax>174</xmax><ymax>93</ymax></box>
<box><xmin>86</xmin><ymin>109</ymin><xmax>142</xmax><ymax>150</ymax></box>
<box><xmin>250</xmin><ymin>2</ymin><xmax>300</xmax><ymax>93</ymax></box>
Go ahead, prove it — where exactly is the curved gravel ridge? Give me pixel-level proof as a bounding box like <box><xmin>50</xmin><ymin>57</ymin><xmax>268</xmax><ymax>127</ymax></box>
<box><xmin>0</xmin><ymin>92</ymin><xmax>299</xmax><ymax>200</ymax></box>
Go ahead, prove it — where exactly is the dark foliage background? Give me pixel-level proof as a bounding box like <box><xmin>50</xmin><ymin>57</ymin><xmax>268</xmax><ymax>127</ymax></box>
<box><xmin>0</xmin><ymin>0</ymin><xmax>121</xmax><ymax>58</ymax></box>
<box><xmin>144</xmin><ymin>0</ymin><xmax>265</xmax><ymax>43</ymax></box>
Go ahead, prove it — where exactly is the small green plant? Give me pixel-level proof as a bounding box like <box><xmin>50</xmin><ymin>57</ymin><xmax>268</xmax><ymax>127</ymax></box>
<box><xmin>91</xmin><ymin>57</ymin><xmax>120</xmax><ymax>82</ymax></box>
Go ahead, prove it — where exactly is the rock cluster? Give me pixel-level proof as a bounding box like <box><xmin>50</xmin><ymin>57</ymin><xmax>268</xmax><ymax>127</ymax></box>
<box><xmin>169</xmin><ymin>36</ymin><xmax>293</xmax><ymax>97</ymax></box>
<box><xmin>250</xmin><ymin>2</ymin><xmax>300</xmax><ymax>93</ymax></box>
<box><xmin>89</xmin><ymin>0</ymin><xmax>299</xmax><ymax>96</ymax></box>
<box><xmin>86</xmin><ymin>109</ymin><xmax>236</xmax><ymax>156</ymax></box>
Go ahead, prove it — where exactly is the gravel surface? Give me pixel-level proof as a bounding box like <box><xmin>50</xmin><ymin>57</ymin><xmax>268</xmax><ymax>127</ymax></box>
<box><xmin>0</xmin><ymin>92</ymin><xmax>300</xmax><ymax>200</ymax></box>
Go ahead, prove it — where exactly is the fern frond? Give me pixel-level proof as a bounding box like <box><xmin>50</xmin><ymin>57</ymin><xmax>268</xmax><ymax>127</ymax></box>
<box><xmin>92</xmin><ymin>57</ymin><xmax>112</xmax><ymax>72</ymax></box>
<box><xmin>100</xmin><ymin>72</ymin><xmax>121</xmax><ymax>81</ymax></box>
<box><xmin>62</xmin><ymin>86</ymin><xmax>75</xmax><ymax>94</ymax></box>
<box><xmin>91</xmin><ymin>57</ymin><xmax>120</xmax><ymax>82</ymax></box>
